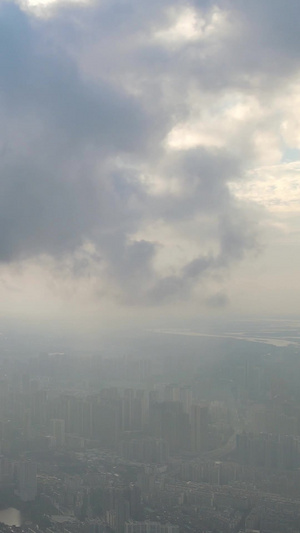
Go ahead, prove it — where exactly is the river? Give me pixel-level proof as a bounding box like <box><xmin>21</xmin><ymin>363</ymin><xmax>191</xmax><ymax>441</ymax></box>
<box><xmin>0</xmin><ymin>508</ymin><xmax>22</xmax><ymax>527</ymax></box>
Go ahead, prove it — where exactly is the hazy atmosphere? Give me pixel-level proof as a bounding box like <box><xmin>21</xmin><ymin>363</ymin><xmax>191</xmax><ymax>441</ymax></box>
<box><xmin>0</xmin><ymin>0</ymin><xmax>299</xmax><ymax>335</ymax></box>
<box><xmin>1</xmin><ymin>4</ymin><xmax>300</xmax><ymax>532</ymax></box>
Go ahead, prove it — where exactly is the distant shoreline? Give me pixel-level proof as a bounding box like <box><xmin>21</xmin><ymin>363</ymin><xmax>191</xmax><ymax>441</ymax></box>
<box><xmin>151</xmin><ymin>329</ymin><xmax>299</xmax><ymax>347</ymax></box>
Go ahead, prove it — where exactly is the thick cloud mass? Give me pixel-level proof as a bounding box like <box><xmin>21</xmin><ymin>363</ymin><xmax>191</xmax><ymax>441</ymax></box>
<box><xmin>0</xmin><ymin>0</ymin><xmax>299</xmax><ymax>308</ymax></box>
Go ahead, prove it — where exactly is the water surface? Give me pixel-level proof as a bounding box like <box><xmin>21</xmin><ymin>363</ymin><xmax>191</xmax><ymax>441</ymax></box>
<box><xmin>0</xmin><ymin>507</ymin><xmax>22</xmax><ymax>527</ymax></box>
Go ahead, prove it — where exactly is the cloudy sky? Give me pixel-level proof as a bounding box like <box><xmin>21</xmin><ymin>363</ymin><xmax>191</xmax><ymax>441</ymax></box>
<box><xmin>0</xmin><ymin>0</ymin><xmax>299</xmax><ymax>332</ymax></box>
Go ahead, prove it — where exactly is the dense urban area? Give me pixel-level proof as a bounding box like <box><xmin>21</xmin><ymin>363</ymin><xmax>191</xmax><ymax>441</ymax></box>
<box><xmin>0</xmin><ymin>329</ymin><xmax>300</xmax><ymax>533</ymax></box>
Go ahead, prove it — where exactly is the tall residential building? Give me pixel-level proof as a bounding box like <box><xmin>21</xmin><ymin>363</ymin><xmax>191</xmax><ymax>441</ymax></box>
<box><xmin>51</xmin><ymin>418</ymin><xmax>66</xmax><ymax>447</ymax></box>
<box><xmin>190</xmin><ymin>404</ymin><xmax>209</xmax><ymax>453</ymax></box>
<box><xmin>18</xmin><ymin>460</ymin><xmax>37</xmax><ymax>502</ymax></box>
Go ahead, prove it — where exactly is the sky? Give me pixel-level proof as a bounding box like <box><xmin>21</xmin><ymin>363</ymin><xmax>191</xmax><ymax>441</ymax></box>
<box><xmin>0</xmin><ymin>0</ymin><xmax>299</xmax><ymax>334</ymax></box>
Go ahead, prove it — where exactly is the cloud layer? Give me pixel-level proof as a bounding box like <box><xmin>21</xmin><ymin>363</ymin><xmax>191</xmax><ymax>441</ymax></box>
<box><xmin>0</xmin><ymin>0</ymin><xmax>300</xmax><ymax>311</ymax></box>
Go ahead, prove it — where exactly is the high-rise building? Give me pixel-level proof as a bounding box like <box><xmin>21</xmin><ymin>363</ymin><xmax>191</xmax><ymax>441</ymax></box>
<box><xmin>149</xmin><ymin>401</ymin><xmax>190</xmax><ymax>452</ymax></box>
<box><xmin>18</xmin><ymin>460</ymin><xmax>37</xmax><ymax>502</ymax></box>
<box><xmin>51</xmin><ymin>418</ymin><xmax>65</xmax><ymax>447</ymax></box>
<box><xmin>190</xmin><ymin>404</ymin><xmax>209</xmax><ymax>453</ymax></box>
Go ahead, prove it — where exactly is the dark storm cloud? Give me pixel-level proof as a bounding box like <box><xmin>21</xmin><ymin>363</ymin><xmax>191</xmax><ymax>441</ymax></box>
<box><xmin>0</xmin><ymin>1</ymin><xmax>152</xmax><ymax>263</ymax></box>
<box><xmin>0</xmin><ymin>0</ymin><xmax>298</xmax><ymax>305</ymax></box>
<box><xmin>0</xmin><ymin>3</ymin><xmax>150</xmax><ymax>151</ymax></box>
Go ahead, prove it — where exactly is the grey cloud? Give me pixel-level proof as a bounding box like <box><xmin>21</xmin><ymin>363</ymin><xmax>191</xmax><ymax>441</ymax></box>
<box><xmin>143</xmin><ymin>210</ymin><xmax>256</xmax><ymax>304</ymax></box>
<box><xmin>97</xmin><ymin>233</ymin><xmax>156</xmax><ymax>288</ymax></box>
<box><xmin>140</xmin><ymin>188</ymin><xmax>257</xmax><ymax>304</ymax></box>
<box><xmin>136</xmin><ymin>0</ymin><xmax>300</xmax><ymax>99</ymax></box>
<box><xmin>0</xmin><ymin>2</ymin><xmax>152</xmax><ymax>264</ymax></box>
<box><xmin>0</xmin><ymin>3</ymin><xmax>151</xmax><ymax>153</ymax></box>
<box><xmin>218</xmin><ymin>214</ymin><xmax>257</xmax><ymax>265</ymax></box>
<box><xmin>0</xmin><ymin>155</ymin><xmax>98</xmax><ymax>261</ymax></box>
<box><xmin>230</xmin><ymin>0</ymin><xmax>300</xmax><ymax>57</ymax></box>
<box><xmin>158</xmin><ymin>149</ymin><xmax>238</xmax><ymax>220</ymax></box>
<box><xmin>0</xmin><ymin>0</ymin><xmax>282</xmax><ymax>306</ymax></box>
<box><xmin>205</xmin><ymin>292</ymin><xmax>229</xmax><ymax>308</ymax></box>
<box><xmin>207</xmin><ymin>0</ymin><xmax>300</xmax><ymax>87</ymax></box>
<box><xmin>183</xmin><ymin>256</ymin><xmax>214</xmax><ymax>280</ymax></box>
<box><xmin>146</xmin><ymin>275</ymin><xmax>187</xmax><ymax>305</ymax></box>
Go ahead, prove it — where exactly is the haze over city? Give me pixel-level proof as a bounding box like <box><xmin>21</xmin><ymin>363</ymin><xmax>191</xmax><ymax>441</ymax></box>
<box><xmin>1</xmin><ymin>2</ymin><xmax>300</xmax><ymax>533</ymax></box>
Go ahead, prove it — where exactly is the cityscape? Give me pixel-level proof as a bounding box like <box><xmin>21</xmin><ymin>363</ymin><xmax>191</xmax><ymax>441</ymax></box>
<box><xmin>0</xmin><ymin>0</ymin><xmax>300</xmax><ymax>532</ymax></box>
<box><xmin>0</xmin><ymin>322</ymin><xmax>299</xmax><ymax>532</ymax></box>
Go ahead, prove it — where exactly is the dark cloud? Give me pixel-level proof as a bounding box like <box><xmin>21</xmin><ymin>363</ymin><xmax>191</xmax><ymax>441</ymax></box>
<box><xmin>143</xmin><ymin>208</ymin><xmax>256</xmax><ymax>305</ymax></box>
<box><xmin>229</xmin><ymin>0</ymin><xmax>300</xmax><ymax>57</ymax></box>
<box><xmin>157</xmin><ymin>149</ymin><xmax>238</xmax><ymax>220</ymax></box>
<box><xmin>205</xmin><ymin>292</ymin><xmax>229</xmax><ymax>308</ymax></box>
<box><xmin>210</xmin><ymin>0</ymin><xmax>300</xmax><ymax>87</ymax></box>
<box><xmin>0</xmin><ymin>0</ymin><xmax>296</xmax><ymax>306</ymax></box>
<box><xmin>0</xmin><ymin>3</ymin><xmax>150</xmax><ymax>152</ymax></box>
<box><xmin>0</xmin><ymin>1</ymin><xmax>152</xmax><ymax>262</ymax></box>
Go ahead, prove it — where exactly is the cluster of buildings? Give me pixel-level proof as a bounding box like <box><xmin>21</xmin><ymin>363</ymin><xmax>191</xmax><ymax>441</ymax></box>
<box><xmin>0</xmin><ymin>457</ymin><xmax>37</xmax><ymax>502</ymax></box>
<box><xmin>236</xmin><ymin>432</ymin><xmax>300</xmax><ymax>469</ymax></box>
<box><xmin>0</xmin><ymin>341</ymin><xmax>299</xmax><ymax>532</ymax></box>
<box><xmin>0</xmin><ymin>371</ymin><xmax>229</xmax><ymax>457</ymax></box>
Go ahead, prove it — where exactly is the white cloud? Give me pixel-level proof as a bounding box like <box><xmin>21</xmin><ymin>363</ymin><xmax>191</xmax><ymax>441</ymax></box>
<box><xmin>154</xmin><ymin>5</ymin><xmax>231</xmax><ymax>48</ymax></box>
<box><xmin>17</xmin><ymin>0</ymin><xmax>94</xmax><ymax>19</ymax></box>
<box><xmin>230</xmin><ymin>162</ymin><xmax>300</xmax><ymax>213</ymax></box>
